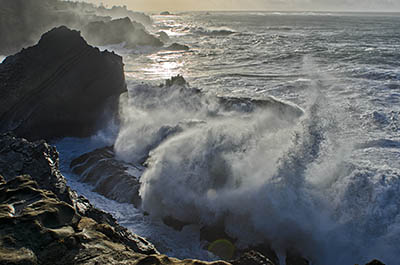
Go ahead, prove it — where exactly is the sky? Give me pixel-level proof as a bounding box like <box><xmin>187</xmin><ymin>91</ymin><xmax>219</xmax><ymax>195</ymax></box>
<box><xmin>81</xmin><ymin>0</ymin><xmax>400</xmax><ymax>12</ymax></box>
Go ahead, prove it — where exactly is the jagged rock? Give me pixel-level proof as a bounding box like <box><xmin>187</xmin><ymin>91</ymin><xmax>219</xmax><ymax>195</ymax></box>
<box><xmin>0</xmin><ymin>26</ymin><xmax>126</xmax><ymax>140</ymax></box>
<box><xmin>166</xmin><ymin>43</ymin><xmax>190</xmax><ymax>51</ymax></box>
<box><xmin>165</xmin><ymin>74</ymin><xmax>188</xmax><ymax>87</ymax></box>
<box><xmin>241</xmin><ymin>244</ymin><xmax>280</xmax><ymax>265</ymax></box>
<box><xmin>70</xmin><ymin>146</ymin><xmax>142</xmax><ymax>207</ymax></box>
<box><xmin>230</xmin><ymin>251</ymin><xmax>275</xmax><ymax>265</ymax></box>
<box><xmin>0</xmin><ymin>175</ymin><xmax>229</xmax><ymax>265</ymax></box>
<box><xmin>0</xmin><ymin>133</ymin><xmax>157</xmax><ymax>255</ymax></box>
<box><xmin>0</xmin><ymin>132</ymin><xmax>73</xmax><ymax>204</ymax></box>
<box><xmin>82</xmin><ymin>17</ymin><xmax>163</xmax><ymax>48</ymax></box>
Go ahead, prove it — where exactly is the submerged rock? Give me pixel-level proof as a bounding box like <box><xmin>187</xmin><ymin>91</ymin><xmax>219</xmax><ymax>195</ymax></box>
<box><xmin>70</xmin><ymin>146</ymin><xmax>142</xmax><ymax>207</ymax></box>
<box><xmin>0</xmin><ymin>26</ymin><xmax>126</xmax><ymax>140</ymax></box>
<box><xmin>82</xmin><ymin>17</ymin><xmax>163</xmax><ymax>48</ymax></box>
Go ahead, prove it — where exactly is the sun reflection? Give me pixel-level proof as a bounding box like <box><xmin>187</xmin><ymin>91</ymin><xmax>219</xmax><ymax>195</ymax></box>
<box><xmin>140</xmin><ymin>51</ymin><xmax>186</xmax><ymax>80</ymax></box>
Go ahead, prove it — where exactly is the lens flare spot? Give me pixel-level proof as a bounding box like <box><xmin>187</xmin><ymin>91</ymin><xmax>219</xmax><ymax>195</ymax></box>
<box><xmin>208</xmin><ymin>239</ymin><xmax>235</xmax><ymax>260</ymax></box>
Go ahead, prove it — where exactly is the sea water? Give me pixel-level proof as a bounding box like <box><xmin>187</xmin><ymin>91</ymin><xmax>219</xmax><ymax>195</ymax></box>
<box><xmin>57</xmin><ymin>12</ymin><xmax>400</xmax><ymax>265</ymax></box>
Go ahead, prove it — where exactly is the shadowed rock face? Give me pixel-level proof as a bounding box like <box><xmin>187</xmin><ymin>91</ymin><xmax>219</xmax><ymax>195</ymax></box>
<box><xmin>0</xmin><ymin>26</ymin><xmax>127</xmax><ymax>141</ymax></box>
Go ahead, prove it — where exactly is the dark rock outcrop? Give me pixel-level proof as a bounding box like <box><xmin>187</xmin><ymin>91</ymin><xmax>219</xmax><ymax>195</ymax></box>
<box><xmin>165</xmin><ymin>74</ymin><xmax>188</xmax><ymax>87</ymax></box>
<box><xmin>0</xmin><ymin>26</ymin><xmax>126</xmax><ymax>140</ymax></box>
<box><xmin>166</xmin><ymin>43</ymin><xmax>190</xmax><ymax>51</ymax></box>
<box><xmin>70</xmin><ymin>146</ymin><xmax>142</xmax><ymax>207</ymax></box>
<box><xmin>82</xmin><ymin>17</ymin><xmax>163</xmax><ymax>48</ymax></box>
<box><xmin>160</xmin><ymin>11</ymin><xmax>171</xmax><ymax>15</ymax></box>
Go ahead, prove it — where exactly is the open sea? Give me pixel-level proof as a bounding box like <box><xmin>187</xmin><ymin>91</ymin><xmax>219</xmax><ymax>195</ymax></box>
<box><xmin>56</xmin><ymin>12</ymin><xmax>400</xmax><ymax>265</ymax></box>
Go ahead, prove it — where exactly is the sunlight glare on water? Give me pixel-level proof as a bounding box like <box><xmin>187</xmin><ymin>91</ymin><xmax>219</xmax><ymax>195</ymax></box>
<box><xmin>140</xmin><ymin>51</ymin><xmax>186</xmax><ymax>80</ymax></box>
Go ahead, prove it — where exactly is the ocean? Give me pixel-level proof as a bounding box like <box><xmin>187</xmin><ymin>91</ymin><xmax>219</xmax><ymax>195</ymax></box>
<box><xmin>56</xmin><ymin>12</ymin><xmax>400</xmax><ymax>264</ymax></box>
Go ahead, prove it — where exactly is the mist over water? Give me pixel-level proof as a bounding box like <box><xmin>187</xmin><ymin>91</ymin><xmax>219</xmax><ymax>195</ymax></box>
<box><xmin>54</xmin><ymin>11</ymin><xmax>400</xmax><ymax>265</ymax></box>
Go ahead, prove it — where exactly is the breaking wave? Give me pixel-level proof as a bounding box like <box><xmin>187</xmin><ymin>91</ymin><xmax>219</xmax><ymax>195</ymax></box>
<box><xmin>113</xmin><ymin>60</ymin><xmax>400</xmax><ymax>264</ymax></box>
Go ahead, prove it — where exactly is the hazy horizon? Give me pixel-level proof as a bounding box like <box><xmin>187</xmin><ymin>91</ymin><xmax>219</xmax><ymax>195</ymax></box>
<box><xmin>76</xmin><ymin>0</ymin><xmax>400</xmax><ymax>12</ymax></box>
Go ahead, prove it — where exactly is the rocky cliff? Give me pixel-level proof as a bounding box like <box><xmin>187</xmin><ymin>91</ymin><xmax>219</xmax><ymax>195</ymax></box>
<box><xmin>0</xmin><ymin>26</ymin><xmax>126</xmax><ymax>140</ymax></box>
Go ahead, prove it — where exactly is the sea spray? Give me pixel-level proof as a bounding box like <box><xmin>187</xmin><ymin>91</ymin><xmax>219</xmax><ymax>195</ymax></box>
<box><xmin>135</xmin><ymin>68</ymin><xmax>344</xmax><ymax>264</ymax></box>
<box><xmin>110</xmin><ymin>48</ymin><xmax>400</xmax><ymax>263</ymax></box>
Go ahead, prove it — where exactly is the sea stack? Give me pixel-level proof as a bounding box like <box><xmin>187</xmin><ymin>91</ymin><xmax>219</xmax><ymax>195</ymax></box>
<box><xmin>0</xmin><ymin>26</ymin><xmax>126</xmax><ymax>141</ymax></box>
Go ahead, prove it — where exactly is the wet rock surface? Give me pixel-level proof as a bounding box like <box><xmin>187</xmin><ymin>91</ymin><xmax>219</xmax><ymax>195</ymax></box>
<box><xmin>70</xmin><ymin>146</ymin><xmax>142</xmax><ymax>207</ymax></box>
<box><xmin>0</xmin><ymin>26</ymin><xmax>126</xmax><ymax>140</ymax></box>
